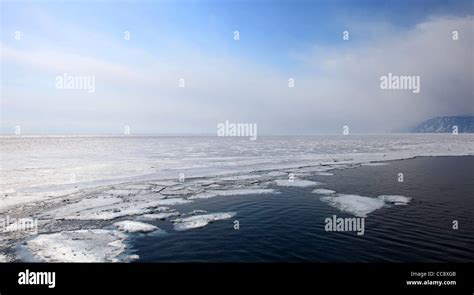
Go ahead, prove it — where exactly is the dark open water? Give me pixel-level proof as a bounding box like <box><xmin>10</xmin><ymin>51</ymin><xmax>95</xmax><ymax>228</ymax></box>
<box><xmin>132</xmin><ymin>156</ymin><xmax>474</xmax><ymax>262</ymax></box>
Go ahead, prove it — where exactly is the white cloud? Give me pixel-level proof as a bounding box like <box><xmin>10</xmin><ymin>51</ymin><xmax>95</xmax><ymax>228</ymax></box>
<box><xmin>1</xmin><ymin>15</ymin><xmax>473</xmax><ymax>134</ymax></box>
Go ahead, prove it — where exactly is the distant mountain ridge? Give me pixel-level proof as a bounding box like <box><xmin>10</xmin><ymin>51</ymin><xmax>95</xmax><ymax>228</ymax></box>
<box><xmin>412</xmin><ymin>116</ymin><xmax>474</xmax><ymax>133</ymax></box>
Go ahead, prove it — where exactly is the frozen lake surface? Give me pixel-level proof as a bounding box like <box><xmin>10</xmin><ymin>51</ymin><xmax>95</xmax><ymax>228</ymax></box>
<box><xmin>0</xmin><ymin>135</ymin><xmax>472</xmax><ymax>262</ymax></box>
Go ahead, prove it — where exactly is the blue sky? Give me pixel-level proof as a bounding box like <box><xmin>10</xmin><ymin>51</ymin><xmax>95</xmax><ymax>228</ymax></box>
<box><xmin>3</xmin><ymin>0</ymin><xmax>470</xmax><ymax>67</ymax></box>
<box><xmin>1</xmin><ymin>0</ymin><xmax>473</xmax><ymax>134</ymax></box>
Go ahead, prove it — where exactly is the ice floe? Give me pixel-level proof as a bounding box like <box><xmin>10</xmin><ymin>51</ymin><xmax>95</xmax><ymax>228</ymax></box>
<box><xmin>378</xmin><ymin>195</ymin><xmax>411</xmax><ymax>205</ymax></box>
<box><xmin>274</xmin><ymin>179</ymin><xmax>322</xmax><ymax>187</ymax></box>
<box><xmin>172</xmin><ymin>212</ymin><xmax>236</xmax><ymax>231</ymax></box>
<box><xmin>320</xmin><ymin>194</ymin><xmax>386</xmax><ymax>217</ymax></box>
<box><xmin>21</xmin><ymin>229</ymin><xmax>128</xmax><ymax>262</ymax></box>
<box><xmin>128</xmin><ymin>254</ymin><xmax>140</xmax><ymax>261</ymax></box>
<box><xmin>113</xmin><ymin>221</ymin><xmax>159</xmax><ymax>233</ymax></box>
<box><xmin>312</xmin><ymin>188</ymin><xmax>336</xmax><ymax>195</ymax></box>
<box><xmin>320</xmin><ymin>194</ymin><xmax>412</xmax><ymax>216</ymax></box>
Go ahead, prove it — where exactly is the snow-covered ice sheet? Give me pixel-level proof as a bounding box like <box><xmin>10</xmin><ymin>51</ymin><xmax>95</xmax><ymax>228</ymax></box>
<box><xmin>41</xmin><ymin>195</ymin><xmax>171</xmax><ymax>221</ymax></box>
<box><xmin>40</xmin><ymin>195</ymin><xmax>123</xmax><ymax>220</ymax></box>
<box><xmin>2</xmin><ymin>134</ymin><xmax>472</xmax><ymax>213</ymax></box>
<box><xmin>1</xmin><ymin>135</ymin><xmax>472</xmax><ymax>261</ymax></box>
